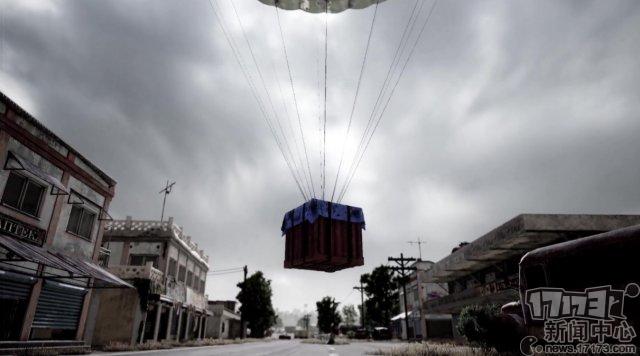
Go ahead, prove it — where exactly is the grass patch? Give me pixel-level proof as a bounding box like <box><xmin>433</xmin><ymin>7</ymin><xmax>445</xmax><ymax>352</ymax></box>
<box><xmin>101</xmin><ymin>338</ymin><xmax>265</xmax><ymax>352</ymax></box>
<box><xmin>366</xmin><ymin>342</ymin><xmax>495</xmax><ymax>356</ymax></box>
<box><xmin>3</xmin><ymin>346</ymin><xmax>91</xmax><ymax>356</ymax></box>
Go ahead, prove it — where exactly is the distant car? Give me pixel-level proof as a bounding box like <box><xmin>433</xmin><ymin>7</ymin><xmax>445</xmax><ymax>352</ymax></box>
<box><xmin>372</xmin><ymin>327</ymin><xmax>391</xmax><ymax>340</ymax></box>
<box><xmin>354</xmin><ymin>328</ymin><xmax>370</xmax><ymax>339</ymax></box>
<box><xmin>278</xmin><ymin>334</ymin><xmax>293</xmax><ymax>340</ymax></box>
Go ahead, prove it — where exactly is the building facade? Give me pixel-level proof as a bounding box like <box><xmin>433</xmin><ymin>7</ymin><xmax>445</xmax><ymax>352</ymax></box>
<box><xmin>0</xmin><ymin>92</ymin><xmax>129</xmax><ymax>349</ymax></box>
<box><xmin>422</xmin><ymin>214</ymin><xmax>640</xmax><ymax>338</ymax></box>
<box><xmin>205</xmin><ymin>300</ymin><xmax>241</xmax><ymax>339</ymax></box>
<box><xmin>393</xmin><ymin>260</ymin><xmax>452</xmax><ymax>340</ymax></box>
<box><xmin>92</xmin><ymin>217</ymin><xmax>210</xmax><ymax>346</ymax></box>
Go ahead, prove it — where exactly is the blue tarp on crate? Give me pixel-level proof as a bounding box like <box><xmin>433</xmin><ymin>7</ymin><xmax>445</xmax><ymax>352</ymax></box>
<box><xmin>281</xmin><ymin>199</ymin><xmax>365</xmax><ymax>235</ymax></box>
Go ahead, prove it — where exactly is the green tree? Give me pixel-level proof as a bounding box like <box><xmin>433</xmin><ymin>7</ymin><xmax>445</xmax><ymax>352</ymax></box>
<box><xmin>360</xmin><ymin>265</ymin><xmax>399</xmax><ymax>327</ymax></box>
<box><xmin>457</xmin><ymin>304</ymin><xmax>523</xmax><ymax>353</ymax></box>
<box><xmin>316</xmin><ymin>296</ymin><xmax>341</xmax><ymax>333</ymax></box>
<box><xmin>236</xmin><ymin>271</ymin><xmax>276</xmax><ymax>338</ymax></box>
<box><xmin>342</xmin><ymin>304</ymin><xmax>358</xmax><ymax>327</ymax></box>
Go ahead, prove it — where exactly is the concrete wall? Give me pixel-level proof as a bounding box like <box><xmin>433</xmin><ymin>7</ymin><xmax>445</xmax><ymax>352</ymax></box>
<box><xmin>92</xmin><ymin>288</ymin><xmax>142</xmax><ymax>346</ymax></box>
<box><xmin>108</xmin><ymin>241</ymin><xmax>124</xmax><ymax>268</ymax></box>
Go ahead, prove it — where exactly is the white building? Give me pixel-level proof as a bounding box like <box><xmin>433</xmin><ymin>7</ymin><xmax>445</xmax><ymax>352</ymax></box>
<box><xmin>91</xmin><ymin>217</ymin><xmax>210</xmax><ymax>346</ymax></box>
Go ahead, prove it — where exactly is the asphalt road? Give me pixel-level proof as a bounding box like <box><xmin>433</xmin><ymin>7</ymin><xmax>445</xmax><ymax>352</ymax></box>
<box><xmin>98</xmin><ymin>340</ymin><xmax>397</xmax><ymax>356</ymax></box>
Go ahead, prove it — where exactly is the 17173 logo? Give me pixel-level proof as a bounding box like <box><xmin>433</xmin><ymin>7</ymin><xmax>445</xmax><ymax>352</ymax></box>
<box><xmin>520</xmin><ymin>283</ymin><xmax>639</xmax><ymax>355</ymax></box>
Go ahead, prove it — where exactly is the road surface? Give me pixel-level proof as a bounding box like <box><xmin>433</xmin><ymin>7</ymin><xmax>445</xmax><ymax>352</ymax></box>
<box><xmin>98</xmin><ymin>340</ymin><xmax>398</xmax><ymax>356</ymax></box>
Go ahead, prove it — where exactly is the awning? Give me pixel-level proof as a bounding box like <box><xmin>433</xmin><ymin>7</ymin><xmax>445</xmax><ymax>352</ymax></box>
<box><xmin>4</xmin><ymin>151</ymin><xmax>70</xmax><ymax>195</ymax></box>
<box><xmin>0</xmin><ymin>235</ymin><xmax>132</xmax><ymax>288</ymax></box>
<box><xmin>391</xmin><ymin>311</ymin><xmax>414</xmax><ymax>321</ymax></box>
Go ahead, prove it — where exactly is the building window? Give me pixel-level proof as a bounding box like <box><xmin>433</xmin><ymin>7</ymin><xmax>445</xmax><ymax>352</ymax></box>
<box><xmin>168</xmin><ymin>258</ymin><xmax>177</xmax><ymax>277</ymax></box>
<box><xmin>186</xmin><ymin>270</ymin><xmax>193</xmax><ymax>287</ymax></box>
<box><xmin>129</xmin><ymin>254</ymin><xmax>159</xmax><ymax>268</ymax></box>
<box><xmin>1</xmin><ymin>172</ymin><xmax>45</xmax><ymax>217</ymax></box>
<box><xmin>178</xmin><ymin>265</ymin><xmax>186</xmax><ymax>282</ymax></box>
<box><xmin>200</xmin><ymin>279</ymin><xmax>205</xmax><ymax>293</ymax></box>
<box><xmin>66</xmin><ymin>205</ymin><xmax>96</xmax><ymax>239</ymax></box>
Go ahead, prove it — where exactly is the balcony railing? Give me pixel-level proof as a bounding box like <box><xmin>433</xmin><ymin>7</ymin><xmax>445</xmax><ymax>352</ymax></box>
<box><xmin>98</xmin><ymin>246</ymin><xmax>110</xmax><ymax>267</ymax></box>
<box><xmin>108</xmin><ymin>262</ymin><xmax>166</xmax><ymax>294</ymax></box>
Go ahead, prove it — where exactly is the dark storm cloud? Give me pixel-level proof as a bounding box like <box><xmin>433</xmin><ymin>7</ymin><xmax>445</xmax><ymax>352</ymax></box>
<box><xmin>2</xmin><ymin>0</ymin><xmax>639</xmax><ymax>311</ymax></box>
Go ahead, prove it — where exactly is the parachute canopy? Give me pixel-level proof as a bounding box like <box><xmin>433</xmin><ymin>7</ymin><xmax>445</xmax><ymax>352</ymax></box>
<box><xmin>258</xmin><ymin>0</ymin><xmax>387</xmax><ymax>13</ymax></box>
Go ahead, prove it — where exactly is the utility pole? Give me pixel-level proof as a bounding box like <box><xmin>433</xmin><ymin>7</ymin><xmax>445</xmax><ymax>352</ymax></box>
<box><xmin>407</xmin><ymin>237</ymin><xmax>425</xmax><ymax>260</ymax></box>
<box><xmin>388</xmin><ymin>253</ymin><xmax>416</xmax><ymax>341</ymax></box>
<box><xmin>159</xmin><ymin>180</ymin><xmax>176</xmax><ymax>222</ymax></box>
<box><xmin>353</xmin><ymin>281</ymin><xmax>366</xmax><ymax>328</ymax></box>
<box><xmin>240</xmin><ymin>265</ymin><xmax>248</xmax><ymax>339</ymax></box>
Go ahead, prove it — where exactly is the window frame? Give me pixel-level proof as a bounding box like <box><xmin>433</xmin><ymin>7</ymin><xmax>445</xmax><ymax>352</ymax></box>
<box><xmin>129</xmin><ymin>254</ymin><xmax>159</xmax><ymax>269</ymax></box>
<box><xmin>65</xmin><ymin>204</ymin><xmax>97</xmax><ymax>241</ymax></box>
<box><xmin>178</xmin><ymin>264</ymin><xmax>186</xmax><ymax>282</ymax></box>
<box><xmin>186</xmin><ymin>270</ymin><xmax>194</xmax><ymax>288</ymax></box>
<box><xmin>168</xmin><ymin>258</ymin><xmax>177</xmax><ymax>278</ymax></box>
<box><xmin>1</xmin><ymin>171</ymin><xmax>46</xmax><ymax>218</ymax></box>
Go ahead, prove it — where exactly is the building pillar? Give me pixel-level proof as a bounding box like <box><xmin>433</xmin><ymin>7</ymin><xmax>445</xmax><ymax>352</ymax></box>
<box><xmin>197</xmin><ymin>314</ymin><xmax>203</xmax><ymax>340</ymax></box>
<box><xmin>19</xmin><ymin>278</ymin><xmax>42</xmax><ymax>341</ymax></box>
<box><xmin>165</xmin><ymin>306</ymin><xmax>174</xmax><ymax>341</ymax></box>
<box><xmin>175</xmin><ymin>308</ymin><xmax>183</xmax><ymax>342</ymax></box>
<box><xmin>153</xmin><ymin>302</ymin><xmax>163</xmax><ymax>341</ymax></box>
<box><xmin>201</xmin><ymin>316</ymin><xmax>207</xmax><ymax>339</ymax></box>
<box><xmin>184</xmin><ymin>310</ymin><xmax>191</xmax><ymax>341</ymax></box>
<box><xmin>139</xmin><ymin>311</ymin><xmax>148</xmax><ymax>344</ymax></box>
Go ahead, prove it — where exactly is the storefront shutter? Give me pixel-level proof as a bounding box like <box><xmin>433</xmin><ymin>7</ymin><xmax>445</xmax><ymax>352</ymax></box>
<box><xmin>0</xmin><ymin>271</ymin><xmax>36</xmax><ymax>300</ymax></box>
<box><xmin>32</xmin><ymin>281</ymin><xmax>87</xmax><ymax>330</ymax></box>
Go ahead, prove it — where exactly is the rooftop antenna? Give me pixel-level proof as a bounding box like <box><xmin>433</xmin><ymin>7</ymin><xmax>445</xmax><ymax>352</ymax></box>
<box><xmin>159</xmin><ymin>180</ymin><xmax>176</xmax><ymax>222</ymax></box>
<box><xmin>407</xmin><ymin>237</ymin><xmax>425</xmax><ymax>260</ymax></box>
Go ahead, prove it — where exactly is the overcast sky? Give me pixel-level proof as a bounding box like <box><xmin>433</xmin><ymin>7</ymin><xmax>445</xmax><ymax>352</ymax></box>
<box><xmin>2</xmin><ymin>0</ymin><xmax>640</xmax><ymax>314</ymax></box>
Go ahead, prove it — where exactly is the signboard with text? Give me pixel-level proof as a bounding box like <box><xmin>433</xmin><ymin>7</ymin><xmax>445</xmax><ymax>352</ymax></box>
<box><xmin>0</xmin><ymin>212</ymin><xmax>46</xmax><ymax>246</ymax></box>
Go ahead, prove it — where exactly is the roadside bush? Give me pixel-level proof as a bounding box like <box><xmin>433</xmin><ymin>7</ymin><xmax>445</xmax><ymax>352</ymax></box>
<box><xmin>346</xmin><ymin>330</ymin><xmax>356</xmax><ymax>339</ymax></box>
<box><xmin>456</xmin><ymin>304</ymin><xmax>522</xmax><ymax>353</ymax></box>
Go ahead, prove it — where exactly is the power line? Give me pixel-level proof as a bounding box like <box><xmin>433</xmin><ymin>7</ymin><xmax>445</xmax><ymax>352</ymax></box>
<box><xmin>208</xmin><ymin>266</ymin><xmax>245</xmax><ymax>273</ymax></box>
<box><xmin>330</xmin><ymin>0</ymin><xmax>380</xmax><ymax>202</ymax></box>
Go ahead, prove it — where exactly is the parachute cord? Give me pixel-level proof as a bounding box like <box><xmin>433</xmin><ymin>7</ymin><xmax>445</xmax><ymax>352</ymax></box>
<box><xmin>228</xmin><ymin>0</ymin><xmax>311</xmax><ymax>199</ymax></box>
<box><xmin>322</xmin><ymin>2</ymin><xmax>328</xmax><ymax>201</ymax></box>
<box><xmin>330</xmin><ymin>0</ymin><xmax>380</xmax><ymax>203</ymax></box>
<box><xmin>207</xmin><ymin>0</ymin><xmax>307</xmax><ymax>200</ymax></box>
<box><xmin>275</xmin><ymin>4</ymin><xmax>317</xmax><ymax>199</ymax></box>
<box><xmin>339</xmin><ymin>0</ymin><xmax>439</xmax><ymax>203</ymax></box>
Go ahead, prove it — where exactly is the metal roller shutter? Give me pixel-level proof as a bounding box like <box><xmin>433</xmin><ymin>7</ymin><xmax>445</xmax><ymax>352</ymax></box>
<box><xmin>32</xmin><ymin>281</ymin><xmax>87</xmax><ymax>330</ymax></box>
<box><xmin>0</xmin><ymin>271</ymin><xmax>36</xmax><ymax>300</ymax></box>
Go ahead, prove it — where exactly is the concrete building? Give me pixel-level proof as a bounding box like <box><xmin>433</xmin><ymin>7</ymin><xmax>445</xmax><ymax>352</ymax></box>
<box><xmin>422</xmin><ymin>214</ymin><xmax>640</xmax><ymax>338</ymax></box>
<box><xmin>0</xmin><ymin>92</ymin><xmax>130</xmax><ymax>352</ymax></box>
<box><xmin>206</xmin><ymin>300</ymin><xmax>241</xmax><ymax>339</ymax></box>
<box><xmin>392</xmin><ymin>260</ymin><xmax>452</xmax><ymax>340</ymax></box>
<box><xmin>91</xmin><ymin>217</ymin><xmax>210</xmax><ymax>346</ymax></box>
